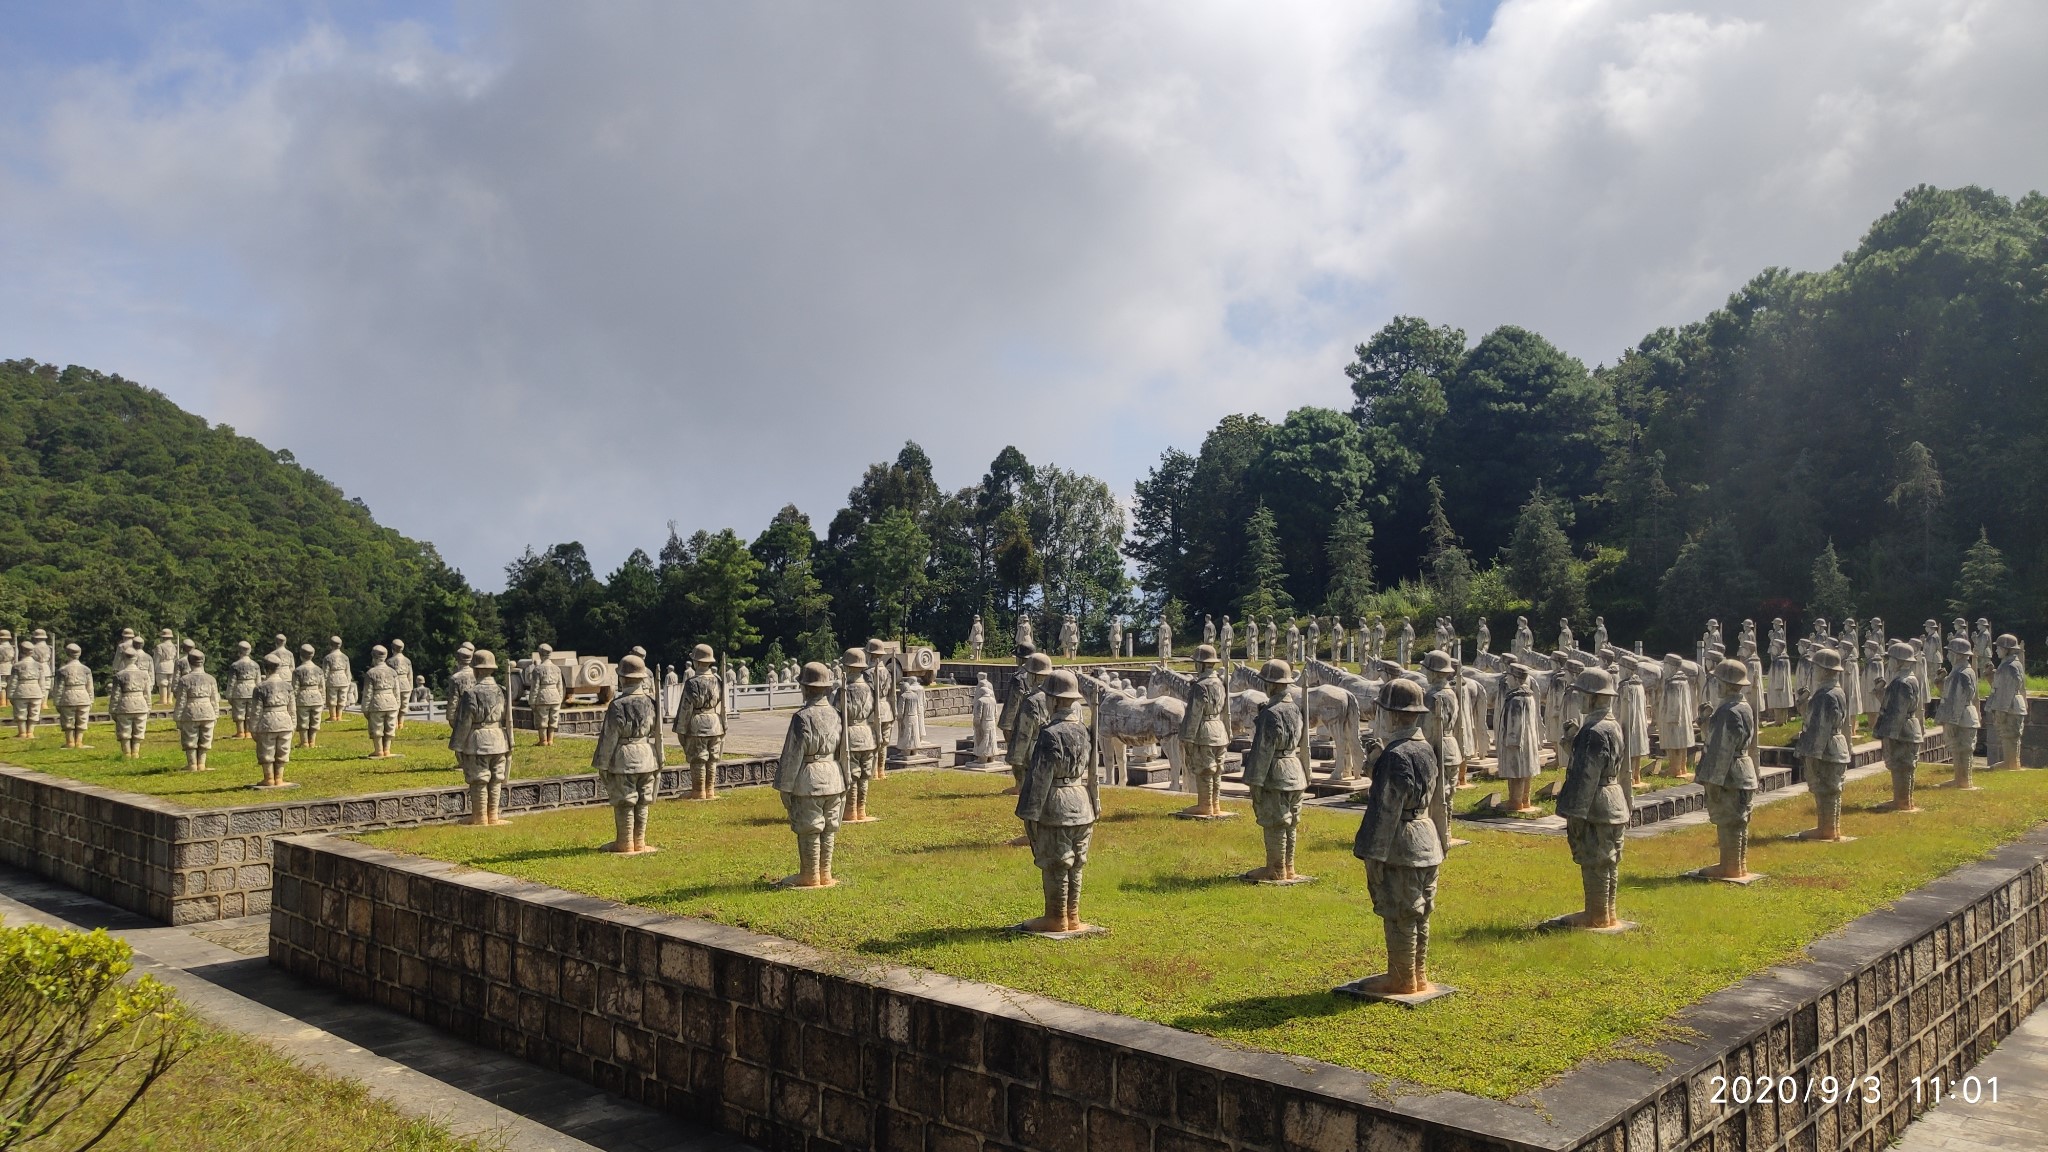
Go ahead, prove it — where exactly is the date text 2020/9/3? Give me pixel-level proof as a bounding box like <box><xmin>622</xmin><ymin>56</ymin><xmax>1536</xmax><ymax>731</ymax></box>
<box><xmin>1708</xmin><ymin>1075</ymin><xmax>2000</xmax><ymax>1107</ymax></box>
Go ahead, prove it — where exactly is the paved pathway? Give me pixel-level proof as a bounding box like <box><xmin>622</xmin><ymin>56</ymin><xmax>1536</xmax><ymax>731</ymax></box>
<box><xmin>0</xmin><ymin>866</ymin><xmax>752</xmax><ymax>1152</ymax></box>
<box><xmin>1894</xmin><ymin>1006</ymin><xmax>2048</xmax><ymax>1151</ymax></box>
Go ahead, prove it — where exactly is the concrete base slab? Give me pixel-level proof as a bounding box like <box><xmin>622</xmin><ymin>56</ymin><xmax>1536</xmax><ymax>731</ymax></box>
<box><xmin>1537</xmin><ymin>914</ymin><xmax>1638</xmax><ymax>934</ymax></box>
<box><xmin>1332</xmin><ymin>977</ymin><xmax>1456</xmax><ymax>1007</ymax></box>
<box><xmin>1685</xmin><ymin>867</ymin><xmax>1765</xmax><ymax>885</ymax></box>
<box><xmin>1241</xmin><ymin>872</ymin><xmax>1316</xmax><ymax>886</ymax></box>
<box><xmin>1175</xmin><ymin>810</ymin><xmax>1238</xmax><ymax>821</ymax></box>
<box><xmin>1009</xmin><ymin>923</ymin><xmax>1108</xmax><ymax>940</ymax></box>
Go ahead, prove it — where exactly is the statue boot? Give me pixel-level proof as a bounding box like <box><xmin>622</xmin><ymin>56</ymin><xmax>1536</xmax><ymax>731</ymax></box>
<box><xmin>467</xmin><ymin>783</ymin><xmax>494</xmax><ymax>827</ymax></box>
<box><xmin>1382</xmin><ymin>919</ymin><xmax>1418</xmax><ymax>995</ymax></box>
<box><xmin>1021</xmin><ymin>869</ymin><xmax>1065</xmax><ymax>933</ymax></box>
<box><xmin>817</xmin><ymin>829</ymin><xmax>839</xmax><ymax>887</ymax></box>
<box><xmin>1281</xmin><ymin>827</ymin><xmax>1300</xmax><ymax>881</ymax></box>
<box><xmin>1708</xmin><ymin>825</ymin><xmax>1749</xmax><ymax>879</ymax></box>
<box><xmin>631</xmin><ymin>802</ymin><xmax>650</xmax><ymax>854</ymax></box>
<box><xmin>1410</xmin><ymin>918</ymin><xmax>1432</xmax><ymax>992</ymax></box>
<box><xmin>1246</xmin><ymin>828</ymin><xmax>1284</xmax><ymax>882</ymax></box>
<box><xmin>1949</xmin><ymin>734</ymin><xmax>1978</xmax><ymax>790</ymax></box>
<box><xmin>1507</xmin><ymin>777</ymin><xmax>1533</xmax><ymax>813</ymax></box>
<box><xmin>1063</xmin><ymin>867</ymin><xmax>1085</xmax><ymax>933</ymax></box>
<box><xmin>1888</xmin><ymin>765</ymin><xmax>1918</xmax><ymax>812</ymax></box>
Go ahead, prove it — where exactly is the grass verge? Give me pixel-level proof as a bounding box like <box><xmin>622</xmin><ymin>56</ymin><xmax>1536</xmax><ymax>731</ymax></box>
<box><xmin>362</xmin><ymin>763</ymin><xmax>2048</xmax><ymax>1099</ymax></box>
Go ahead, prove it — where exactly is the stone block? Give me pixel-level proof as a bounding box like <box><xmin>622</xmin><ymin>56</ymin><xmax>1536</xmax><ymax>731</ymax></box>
<box><xmin>1279</xmin><ymin>1098</ymin><xmax>1355</xmax><ymax>1152</ymax></box>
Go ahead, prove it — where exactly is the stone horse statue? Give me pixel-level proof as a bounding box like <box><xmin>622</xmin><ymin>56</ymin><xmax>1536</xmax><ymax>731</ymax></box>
<box><xmin>1078</xmin><ymin>671</ymin><xmax>1186</xmax><ymax>788</ymax></box>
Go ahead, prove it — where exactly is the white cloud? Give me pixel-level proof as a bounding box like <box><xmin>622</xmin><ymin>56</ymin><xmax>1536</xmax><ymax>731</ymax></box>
<box><xmin>1</xmin><ymin>0</ymin><xmax>2044</xmax><ymax>582</ymax></box>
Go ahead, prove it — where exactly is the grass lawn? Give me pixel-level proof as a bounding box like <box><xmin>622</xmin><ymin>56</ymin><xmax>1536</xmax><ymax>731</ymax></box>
<box><xmin>362</xmin><ymin>764</ymin><xmax>2048</xmax><ymax>1099</ymax></box>
<box><xmin>41</xmin><ymin>1016</ymin><xmax>486</xmax><ymax>1152</ymax></box>
<box><xmin>0</xmin><ymin>713</ymin><xmax>624</xmax><ymax>806</ymax></box>
<box><xmin>1758</xmin><ymin>716</ymin><xmax>1875</xmax><ymax>747</ymax></box>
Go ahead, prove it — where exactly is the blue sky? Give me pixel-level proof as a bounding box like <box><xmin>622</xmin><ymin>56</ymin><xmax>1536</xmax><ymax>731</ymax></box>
<box><xmin>1</xmin><ymin>0</ymin><xmax>2042</xmax><ymax>585</ymax></box>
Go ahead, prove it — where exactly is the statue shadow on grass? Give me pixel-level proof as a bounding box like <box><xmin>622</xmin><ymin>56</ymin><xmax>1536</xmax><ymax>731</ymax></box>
<box><xmin>902</xmin><ymin>838</ymin><xmax>1014</xmax><ymax>856</ymax></box>
<box><xmin>647</xmin><ymin>878</ymin><xmax>782</xmax><ymax>903</ymax></box>
<box><xmin>1118</xmin><ymin>873</ymin><xmax>1244</xmax><ymax>895</ymax></box>
<box><xmin>855</xmin><ymin>925</ymin><xmax>1020</xmax><ymax>956</ymax></box>
<box><xmin>1169</xmin><ymin>989</ymin><xmax>1358</xmax><ymax>1032</ymax></box>
<box><xmin>469</xmin><ymin>844</ymin><xmax>629</xmax><ymax>866</ymax></box>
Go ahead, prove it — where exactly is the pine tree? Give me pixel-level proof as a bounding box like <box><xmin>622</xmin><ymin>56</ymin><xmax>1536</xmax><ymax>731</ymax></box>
<box><xmin>683</xmin><ymin>529</ymin><xmax>769</xmax><ymax>660</ymax></box>
<box><xmin>1322</xmin><ymin>498</ymin><xmax>1374</xmax><ymax>619</ymax></box>
<box><xmin>1948</xmin><ymin>527</ymin><xmax>2013</xmax><ymax>621</ymax></box>
<box><xmin>1506</xmin><ymin>487</ymin><xmax>1585</xmax><ymax>628</ymax></box>
<box><xmin>1808</xmin><ymin>538</ymin><xmax>1856</xmax><ymax>623</ymax></box>
<box><xmin>1421</xmin><ymin>477</ymin><xmax>1473</xmax><ymax>617</ymax></box>
<box><xmin>1238</xmin><ymin>503</ymin><xmax>1294</xmax><ymax>620</ymax></box>
<box><xmin>1888</xmin><ymin>441</ymin><xmax>1945</xmax><ymax>582</ymax></box>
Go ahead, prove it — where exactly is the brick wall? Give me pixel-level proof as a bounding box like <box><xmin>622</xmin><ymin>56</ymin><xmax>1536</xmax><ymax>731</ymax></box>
<box><xmin>0</xmin><ymin>756</ymin><xmax>777</xmax><ymax>925</ymax></box>
<box><xmin>270</xmin><ymin>825</ymin><xmax>2048</xmax><ymax>1152</ymax></box>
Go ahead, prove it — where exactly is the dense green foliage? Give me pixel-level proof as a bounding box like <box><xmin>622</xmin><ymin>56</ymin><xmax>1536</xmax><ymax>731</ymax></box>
<box><xmin>0</xmin><ymin>361</ymin><xmax>498</xmax><ymax>679</ymax></box>
<box><xmin>1132</xmin><ymin>185</ymin><xmax>2048</xmax><ymax>651</ymax></box>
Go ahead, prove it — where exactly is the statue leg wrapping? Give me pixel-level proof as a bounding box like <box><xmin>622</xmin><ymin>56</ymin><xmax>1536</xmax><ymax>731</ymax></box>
<box><xmin>819</xmin><ymin>829</ymin><xmax>838</xmax><ymax>885</ymax></box>
<box><xmin>1381</xmin><ymin>919</ymin><xmax>1414</xmax><ymax>994</ymax></box>
<box><xmin>1064</xmin><ymin>864</ymin><xmax>1084</xmax><ymax>931</ymax></box>
<box><xmin>632</xmin><ymin>800</ymin><xmax>650</xmax><ymax>852</ymax></box>
<box><xmin>1281</xmin><ymin>827</ymin><xmax>1298</xmax><ymax>880</ymax></box>
<box><xmin>1261</xmin><ymin>827</ymin><xmax>1283</xmax><ymax>878</ymax></box>
<box><xmin>797</xmin><ymin>833</ymin><xmax>821</xmax><ymax>886</ymax></box>
<box><xmin>1952</xmin><ymin>729</ymin><xmax>1977</xmax><ymax>789</ymax></box>
<box><xmin>1410</xmin><ymin>917</ymin><xmax>1431</xmax><ymax>991</ymax></box>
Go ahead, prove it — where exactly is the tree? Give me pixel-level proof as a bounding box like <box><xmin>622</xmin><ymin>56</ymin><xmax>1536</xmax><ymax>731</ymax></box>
<box><xmin>682</xmin><ymin>529</ymin><xmax>768</xmax><ymax>660</ymax></box>
<box><xmin>1246</xmin><ymin>407</ymin><xmax>1371</xmax><ymax>607</ymax></box>
<box><xmin>1888</xmin><ymin>441</ymin><xmax>1946</xmax><ymax>583</ymax></box>
<box><xmin>1809</xmin><ymin>539</ymin><xmax>1856</xmax><ymax>624</ymax></box>
<box><xmin>1127</xmin><ymin>449</ymin><xmax>1197</xmax><ymax>604</ymax></box>
<box><xmin>1949</xmin><ymin>527</ymin><xmax>2014</xmax><ymax>621</ymax></box>
<box><xmin>1237</xmin><ymin>503</ymin><xmax>1294</xmax><ymax>620</ymax></box>
<box><xmin>851</xmin><ymin>508</ymin><xmax>930</xmax><ymax>641</ymax></box>
<box><xmin>1421</xmin><ymin>477</ymin><xmax>1473</xmax><ymax>616</ymax></box>
<box><xmin>1322</xmin><ymin>499</ymin><xmax>1375</xmax><ymax>620</ymax></box>
<box><xmin>1655</xmin><ymin>519</ymin><xmax>1759</xmax><ymax>643</ymax></box>
<box><xmin>751</xmin><ymin>505</ymin><xmax>835</xmax><ymax>662</ymax></box>
<box><xmin>1506</xmin><ymin>488</ymin><xmax>1586</xmax><ymax>632</ymax></box>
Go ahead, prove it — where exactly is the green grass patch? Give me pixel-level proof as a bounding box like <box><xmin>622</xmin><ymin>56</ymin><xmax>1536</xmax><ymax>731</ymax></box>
<box><xmin>46</xmin><ymin>1016</ymin><xmax>489</xmax><ymax>1152</ymax></box>
<box><xmin>362</xmin><ymin>765</ymin><xmax>2048</xmax><ymax>1099</ymax></box>
<box><xmin>0</xmin><ymin>713</ymin><xmax>623</xmax><ymax>806</ymax></box>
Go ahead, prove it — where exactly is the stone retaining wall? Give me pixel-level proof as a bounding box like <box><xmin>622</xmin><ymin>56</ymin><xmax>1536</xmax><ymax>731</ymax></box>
<box><xmin>0</xmin><ymin>756</ymin><xmax>776</xmax><ymax>925</ymax></box>
<box><xmin>271</xmin><ymin>821</ymin><xmax>2048</xmax><ymax>1152</ymax></box>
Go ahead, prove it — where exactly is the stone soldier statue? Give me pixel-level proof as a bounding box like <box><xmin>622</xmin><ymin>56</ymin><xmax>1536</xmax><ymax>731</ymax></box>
<box><xmin>1156</xmin><ymin>617</ymin><xmax>1174</xmax><ymax>662</ymax></box>
<box><xmin>29</xmin><ymin>629</ymin><xmax>53</xmax><ymax>700</ymax></box>
<box><xmin>1220</xmin><ymin>615</ymin><xmax>1236</xmax><ymax>661</ymax></box>
<box><xmin>226</xmin><ymin>641</ymin><xmax>260</xmax><ymax>739</ymax></box>
<box><xmin>674</xmin><ymin>644</ymin><xmax>725</xmax><ymax>799</ymax></box>
<box><xmin>1394</xmin><ymin>618</ymin><xmax>1414</xmax><ymax>666</ymax></box>
<box><xmin>1475</xmin><ymin>618</ymin><xmax>1491</xmax><ymax>657</ymax></box>
<box><xmin>0</xmin><ymin>628</ymin><xmax>13</xmax><ymax>711</ymax></box>
<box><xmin>836</xmin><ymin>648</ymin><xmax>879</xmax><ymax>823</ymax></box>
<box><xmin>1422</xmin><ymin>652</ymin><xmax>1465</xmax><ymax>815</ymax></box>
<box><xmin>1765</xmin><ymin>621</ymin><xmax>1794</xmax><ymax>722</ymax></box>
<box><xmin>1328</xmin><ymin>617</ymin><xmax>1344</xmax><ymax>665</ymax></box>
<box><xmin>9</xmin><ymin>639</ymin><xmax>44</xmax><ymax>738</ymax></box>
<box><xmin>1177</xmin><ymin>645</ymin><xmax>1232</xmax><ymax>819</ymax></box>
<box><xmin>1973</xmin><ymin>619</ymin><xmax>1994</xmax><ymax>681</ymax></box>
<box><xmin>251</xmin><ymin>654</ymin><xmax>295</xmax><ymax>787</ymax></box>
<box><xmin>1242</xmin><ymin>659</ymin><xmax>1309</xmax><ymax>884</ymax></box>
<box><xmin>452</xmin><ymin>651</ymin><xmax>512</xmax><ymax>827</ymax></box>
<box><xmin>1284</xmin><ymin>618</ymin><xmax>1301</xmax><ymax>663</ymax></box>
<box><xmin>110</xmin><ymin>647</ymin><xmax>154</xmax><ymax>759</ymax></box>
<box><xmin>152</xmin><ymin>628</ymin><xmax>179</xmax><ymax>705</ymax></box>
<box><xmin>1656</xmin><ymin>654</ymin><xmax>1697</xmax><ymax>777</ymax></box>
<box><xmin>1015</xmin><ymin>615</ymin><xmax>1034</xmax><ymax>652</ymax></box>
<box><xmin>1014</xmin><ymin>669</ymin><xmax>1099</xmax><ymax>935</ymax></box>
<box><xmin>1922</xmin><ymin>620</ymin><xmax>1943</xmax><ymax>700</ymax></box>
<box><xmin>174</xmin><ymin>649</ymin><xmax>221</xmax><ymax>771</ymax></box>
<box><xmin>593</xmin><ymin>654</ymin><xmax>661</xmax><ymax>852</ymax></box>
<box><xmin>895</xmin><ymin>670</ymin><xmax>929</xmax><ymax>759</ymax></box>
<box><xmin>291</xmin><ymin>644</ymin><xmax>325</xmax><ymax>747</ymax></box>
<box><xmin>388</xmin><ymin>640</ymin><xmax>415</xmax><ymax>730</ymax></box>
<box><xmin>1060</xmin><ymin>614</ymin><xmax>1080</xmax><ymax>660</ymax></box>
<box><xmin>361</xmin><ymin>645</ymin><xmax>402</xmax><ymax>758</ymax></box>
<box><xmin>53</xmin><ymin>644</ymin><xmax>93</xmax><ymax>749</ymax></box>
<box><xmin>1937</xmin><ymin>637</ymin><xmax>1981</xmax><ymax>791</ymax></box>
<box><xmin>1107</xmin><ymin>617</ymin><xmax>1122</xmax><ymax>660</ymax></box>
<box><xmin>1592</xmin><ymin>617</ymin><xmax>1608</xmax><ymax>652</ymax></box>
<box><xmin>445</xmin><ymin>644</ymin><xmax>475</xmax><ymax>768</ymax></box>
<box><xmin>1344</xmin><ymin>678</ymin><xmax>1445</xmax><ymax>999</ymax></box>
<box><xmin>526</xmin><ymin>644</ymin><xmax>566</xmax><ymax>746</ymax></box>
<box><xmin>1514</xmin><ymin>616</ymin><xmax>1534</xmax><ymax>657</ymax></box>
<box><xmin>1611</xmin><ymin>652</ymin><xmax>1650</xmax><ymax>786</ymax></box>
<box><xmin>1554</xmin><ymin>668</ymin><xmax>1629</xmax><ymax>929</ymax></box>
<box><xmin>1987</xmin><ymin>634</ymin><xmax>2027</xmax><ymax>772</ymax></box>
<box><xmin>1003</xmin><ymin>651</ymin><xmax>1055</xmax><ymax>812</ymax></box>
<box><xmin>1558</xmin><ymin>618</ymin><xmax>1575</xmax><ymax>653</ymax></box>
<box><xmin>1198</xmin><ymin>614</ymin><xmax>1213</xmax><ymax>646</ymax></box>
<box><xmin>1306</xmin><ymin>617</ymin><xmax>1321</xmax><ymax>663</ymax></box>
<box><xmin>1873</xmin><ymin>640</ymin><xmax>1925</xmax><ymax>812</ymax></box>
<box><xmin>775</xmin><ymin>662</ymin><xmax>847</xmax><ymax>888</ymax></box>
<box><xmin>1692</xmin><ymin>659</ymin><xmax>1758</xmax><ymax>881</ymax></box>
<box><xmin>267</xmin><ymin>633</ymin><xmax>292</xmax><ymax>675</ymax></box>
<box><xmin>1243</xmin><ymin>616</ymin><xmax>1259</xmax><ymax>662</ymax></box>
<box><xmin>971</xmin><ymin>673</ymin><xmax>1000</xmax><ymax>764</ymax></box>
<box><xmin>865</xmin><ymin>639</ymin><xmax>896</xmax><ymax>777</ymax></box>
<box><xmin>1796</xmin><ymin>648</ymin><xmax>1856</xmax><ymax>839</ymax></box>
<box><xmin>1266</xmin><ymin>618</ymin><xmax>1281</xmax><ymax>662</ymax></box>
<box><xmin>968</xmin><ymin>614</ymin><xmax>986</xmax><ymax>662</ymax></box>
<box><xmin>321</xmin><ymin>636</ymin><xmax>352</xmax><ymax>721</ymax></box>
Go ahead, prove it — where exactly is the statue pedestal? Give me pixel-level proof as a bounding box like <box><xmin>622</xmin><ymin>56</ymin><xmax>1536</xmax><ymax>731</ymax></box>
<box><xmin>1332</xmin><ymin>977</ymin><xmax>1454</xmax><ymax>1007</ymax></box>
<box><xmin>1009</xmin><ymin>923</ymin><xmax>1108</xmax><ymax>940</ymax></box>
<box><xmin>1537</xmin><ymin>914</ymin><xmax>1637</xmax><ymax>934</ymax></box>
<box><xmin>1241</xmin><ymin>872</ymin><xmax>1315</xmax><ymax>886</ymax></box>
<box><xmin>1685</xmin><ymin>867</ymin><xmax>1764</xmax><ymax>885</ymax></box>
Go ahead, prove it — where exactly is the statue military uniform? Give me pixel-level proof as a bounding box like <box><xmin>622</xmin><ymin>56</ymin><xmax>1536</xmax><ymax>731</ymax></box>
<box><xmin>251</xmin><ymin>655</ymin><xmax>295</xmax><ymax>786</ymax></box>
<box><xmin>152</xmin><ymin>630</ymin><xmax>179</xmax><ymax>705</ymax></box>
<box><xmin>1242</xmin><ymin>660</ymin><xmax>1308</xmax><ymax>883</ymax></box>
<box><xmin>1002</xmin><ymin>652</ymin><xmax>1053</xmax><ymax>792</ymax></box>
<box><xmin>451</xmin><ymin>651</ymin><xmax>512</xmax><ymax>826</ymax></box>
<box><xmin>1936</xmin><ymin>638</ymin><xmax>1981</xmax><ymax>791</ymax></box>
<box><xmin>674</xmin><ymin>644</ymin><xmax>725</xmax><ymax>798</ymax></box>
<box><xmin>1014</xmin><ymin>669</ymin><xmax>1098</xmax><ymax>934</ymax></box>
<box><xmin>1177</xmin><ymin>645</ymin><xmax>1231</xmax><ymax>818</ymax></box>
<box><xmin>0</xmin><ymin>629</ymin><xmax>14</xmax><ymax>710</ymax></box>
<box><xmin>1554</xmin><ymin>669</ymin><xmax>1628</xmax><ymax>928</ymax></box>
<box><xmin>292</xmin><ymin>646</ymin><xmax>325</xmax><ymax>746</ymax></box>
<box><xmin>1347</xmin><ymin>679</ymin><xmax>1444</xmax><ymax>997</ymax></box>
<box><xmin>174</xmin><ymin>651</ymin><xmax>221</xmax><ymax>771</ymax></box>
<box><xmin>775</xmin><ymin>664</ymin><xmax>847</xmax><ymax>888</ymax></box>
<box><xmin>388</xmin><ymin>641</ymin><xmax>415</xmax><ymax>730</ymax></box>
<box><xmin>594</xmin><ymin>655</ymin><xmax>661</xmax><ymax>851</ymax></box>
<box><xmin>527</xmin><ymin>645</ymin><xmax>566</xmax><ymax>746</ymax></box>
<box><xmin>1422</xmin><ymin>652</ymin><xmax>1464</xmax><ymax>826</ymax></box>
<box><xmin>1692</xmin><ymin>659</ymin><xmax>1758</xmax><ymax>880</ymax></box>
<box><xmin>968</xmin><ymin>614</ymin><xmax>986</xmax><ymax>662</ymax></box>
<box><xmin>866</xmin><ymin>641</ymin><xmax>896</xmax><ymax>775</ymax></box>
<box><xmin>1872</xmin><ymin>641</ymin><xmax>1924</xmax><ymax>811</ymax></box>
<box><xmin>110</xmin><ymin>658</ymin><xmax>154</xmax><ymax>759</ymax></box>
<box><xmin>445</xmin><ymin>647</ymin><xmax>476</xmax><ymax>772</ymax></box>
<box><xmin>54</xmin><ymin>646</ymin><xmax>94</xmax><ymax>748</ymax></box>
<box><xmin>836</xmin><ymin>649</ymin><xmax>878</xmax><ymax>822</ymax></box>
<box><xmin>1796</xmin><ymin>649</ymin><xmax>1856</xmax><ymax>838</ymax></box>
<box><xmin>362</xmin><ymin>646</ymin><xmax>402</xmax><ymax>758</ymax></box>
<box><xmin>8</xmin><ymin>646</ymin><xmax>43</xmax><ymax>737</ymax></box>
<box><xmin>226</xmin><ymin>643</ymin><xmax>260</xmax><ymax>738</ymax></box>
<box><xmin>322</xmin><ymin>637</ymin><xmax>352</xmax><ymax>720</ymax></box>
<box><xmin>1987</xmin><ymin>635</ymin><xmax>2027</xmax><ymax>772</ymax></box>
